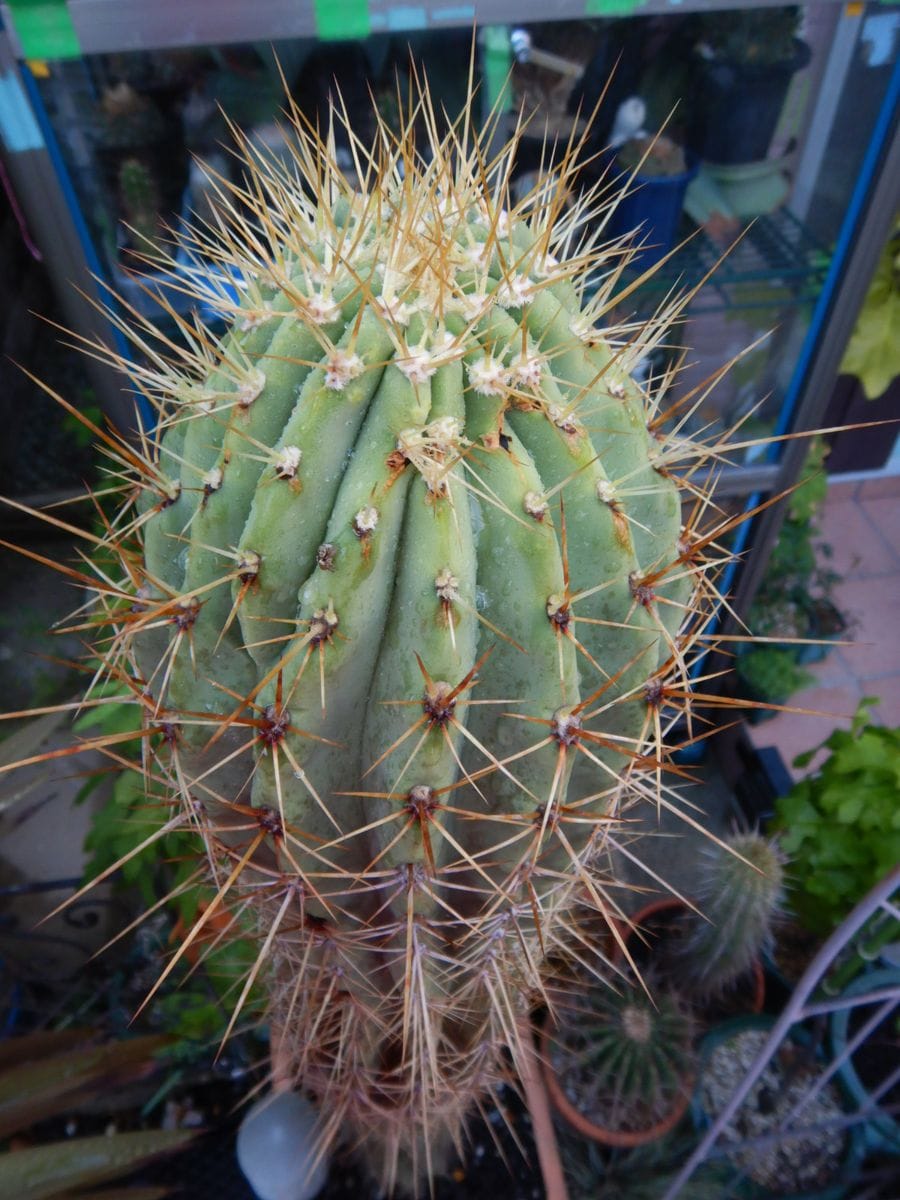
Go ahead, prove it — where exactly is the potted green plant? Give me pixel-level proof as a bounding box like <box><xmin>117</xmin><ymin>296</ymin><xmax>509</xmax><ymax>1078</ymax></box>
<box><xmin>614</xmin><ymin>832</ymin><xmax>784</xmax><ymax>1018</ymax></box>
<box><xmin>687</xmin><ymin>7</ymin><xmax>810</xmax><ymax>166</ymax></box>
<box><xmin>607</xmin><ymin>133</ymin><xmax>697</xmax><ymax>269</ymax></box>
<box><xmin>541</xmin><ymin>974</ymin><xmax>697</xmax><ymax>1147</ymax></box>
<box><xmin>771</xmin><ymin>702</ymin><xmax>900</xmax><ymax>944</ymax></box>
<box><xmin>824</xmin><ymin>220</ymin><xmax>900</xmax><ymax>472</ymax></box>
<box><xmin>736</xmin><ymin>441</ymin><xmax>845</xmax><ymax>714</ymax></box>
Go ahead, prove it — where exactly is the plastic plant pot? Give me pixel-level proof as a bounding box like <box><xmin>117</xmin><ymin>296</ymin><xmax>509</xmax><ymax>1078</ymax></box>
<box><xmin>539</xmin><ymin>1013</ymin><xmax>694</xmax><ymax>1148</ymax></box>
<box><xmin>694</xmin><ymin>1016</ymin><xmax>863</xmax><ymax>1200</ymax></box>
<box><xmin>688</xmin><ymin>40</ymin><xmax>812</xmax><ymax>166</ymax></box>
<box><xmin>606</xmin><ymin>158</ymin><xmax>699</xmax><ymax>270</ymax></box>
<box><xmin>613</xmin><ymin>897</ymin><xmax>767</xmax><ymax>1016</ymax></box>
<box><xmin>829</xmin><ymin>966</ymin><xmax>900</xmax><ymax>1155</ymax></box>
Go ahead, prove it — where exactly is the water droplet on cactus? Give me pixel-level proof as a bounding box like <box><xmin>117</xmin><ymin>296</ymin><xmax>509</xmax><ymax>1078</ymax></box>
<box><xmin>236</xmin><ymin>1092</ymin><xmax>328</xmax><ymax>1200</ymax></box>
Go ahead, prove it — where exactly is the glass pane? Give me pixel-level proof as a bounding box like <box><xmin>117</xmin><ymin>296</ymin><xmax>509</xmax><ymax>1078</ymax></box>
<box><xmin>27</xmin><ymin>4</ymin><xmax>899</xmax><ymax>469</ymax></box>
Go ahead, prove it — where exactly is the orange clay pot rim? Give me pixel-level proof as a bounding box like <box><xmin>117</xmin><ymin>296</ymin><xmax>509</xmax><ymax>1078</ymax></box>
<box><xmin>613</xmin><ymin>896</ymin><xmax>766</xmax><ymax>1014</ymax></box>
<box><xmin>539</xmin><ymin>1016</ymin><xmax>694</xmax><ymax>1148</ymax></box>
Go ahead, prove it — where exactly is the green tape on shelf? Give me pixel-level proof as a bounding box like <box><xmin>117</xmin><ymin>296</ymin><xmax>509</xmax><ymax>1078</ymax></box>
<box><xmin>314</xmin><ymin>0</ymin><xmax>371</xmax><ymax>41</ymax></box>
<box><xmin>585</xmin><ymin>0</ymin><xmax>646</xmax><ymax>15</ymax></box>
<box><xmin>7</xmin><ymin>0</ymin><xmax>81</xmax><ymax>60</ymax></box>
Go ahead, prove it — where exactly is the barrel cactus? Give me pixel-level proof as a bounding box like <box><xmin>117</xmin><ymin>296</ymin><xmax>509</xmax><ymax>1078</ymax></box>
<box><xmin>22</xmin><ymin>82</ymin><xmax>737</xmax><ymax>1192</ymax></box>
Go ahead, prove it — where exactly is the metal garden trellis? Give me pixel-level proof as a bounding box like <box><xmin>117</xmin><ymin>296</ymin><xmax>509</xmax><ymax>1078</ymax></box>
<box><xmin>662</xmin><ymin>863</ymin><xmax>900</xmax><ymax>1199</ymax></box>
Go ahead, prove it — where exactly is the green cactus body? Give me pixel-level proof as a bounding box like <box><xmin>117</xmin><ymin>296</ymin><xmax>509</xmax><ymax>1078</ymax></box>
<box><xmin>90</xmin><ymin>85</ymin><xmax>727</xmax><ymax>1192</ymax></box>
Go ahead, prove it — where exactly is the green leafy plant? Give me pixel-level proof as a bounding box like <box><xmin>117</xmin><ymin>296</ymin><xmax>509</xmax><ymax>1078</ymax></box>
<box><xmin>737</xmin><ymin>439</ymin><xmax>843</xmax><ymax>704</ymax></box>
<box><xmin>0</xmin><ymin>1028</ymin><xmax>193</xmax><ymax>1200</ymax></box>
<box><xmin>75</xmin><ymin>691</ymin><xmax>261</xmax><ymax>1047</ymax></box>
<box><xmin>839</xmin><ymin>219</ymin><xmax>900</xmax><ymax>400</ymax></box>
<box><xmin>773</xmin><ymin>700</ymin><xmax>900</xmax><ymax>936</ymax></box>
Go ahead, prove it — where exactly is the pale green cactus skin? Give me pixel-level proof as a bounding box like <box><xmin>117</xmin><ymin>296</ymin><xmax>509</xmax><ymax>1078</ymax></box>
<box><xmin>124</xmin><ymin>92</ymin><xmax>709</xmax><ymax>1192</ymax></box>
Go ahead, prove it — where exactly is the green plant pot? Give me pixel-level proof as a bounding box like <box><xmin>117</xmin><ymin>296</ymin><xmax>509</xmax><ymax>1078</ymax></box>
<box><xmin>694</xmin><ymin>1016</ymin><xmax>863</xmax><ymax>1199</ymax></box>
<box><xmin>702</xmin><ymin>159</ymin><xmax>790</xmax><ymax>218</ymax></box>
<box><xmin>829</xmin><ymin>966</ymin><xmax>900</xmax><ymax>1156</ymax></box>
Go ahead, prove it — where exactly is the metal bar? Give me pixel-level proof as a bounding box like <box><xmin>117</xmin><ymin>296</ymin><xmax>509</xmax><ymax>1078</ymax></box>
<box><xmin>661</xmin><ymin>865</ymin><xmax>900</xmax><ymax>1200</ymax></box>
<box><xmin>0</xmin><ymin>30</ymin><xmax>133</xmax><ymax>428</ymax></box>
<box><xmin>802</xmin><ymin>984</ymin><xmax>900</xmax><ymax>1019</ymax></box>
<box><xmin>791</xmin><ymin>7</ymin><xmax>862</xmax><ymax>220</ymax></box>
<box><xmin>725</xmin><ymin>65</ymin><xmax>900</xmax><ymax>630</ymax></box>
<box><xmin>0</xmin><ymin>0</ymin><xmax>848</xmax><ymax>58</ymax></box>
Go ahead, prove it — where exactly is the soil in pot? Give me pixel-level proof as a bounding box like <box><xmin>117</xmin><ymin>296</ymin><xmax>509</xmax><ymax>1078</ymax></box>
<box><xmin>698</xmin><ymin>1024</ymin><xmax>853</xmax><ymax>1196</ymax></box>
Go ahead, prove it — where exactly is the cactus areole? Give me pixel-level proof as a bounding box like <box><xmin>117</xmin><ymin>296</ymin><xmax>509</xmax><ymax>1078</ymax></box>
<box><xmin>68</xmin><ymin>80</ymin><xmax>733</xmax><ymax>1192</ymax></box>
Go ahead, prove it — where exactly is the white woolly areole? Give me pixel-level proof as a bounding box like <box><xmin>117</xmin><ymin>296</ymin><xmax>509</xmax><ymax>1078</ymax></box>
<box><xmin>353</xmin><ymin>505</ymin><xmax>379</xmax><ymax>534</ymax></box>
<box><xmin>596</xmin><ymin>479</ymin><xmax>618</xmax><ymax>505</ymax></box>
<box><xmin>190</xmin><ymin>387</ymin><xmax>217</xmax><ymax>414</ymax></box>
<box><xmin>523</xmin><ymin>491</ymin><xmax>548</xmax><ymax>519</ymax></box>
<box><xmin>495</xmin><ymin>275</ymin><xmax>535</xmax><ymax>309</ymax></box>
<box><xmin>467</xmin><ymin>355</ymin><xmax>509</xmax><ymax>397</ymax></box>
<box><xmin>511</xmin><ymin>353</ymin><xmax>544</xmax><ymax>391</ymax></box>
<box><xmin>397</xmin><ymin>346</ymin><xmax>439</xmax><ymax>384</ymax></box>
<box><xmin>533</xmin><ymin>251</ymin><xmax>559</xmax><ymax>278</ymax></box>
<box><xmin>435</xmin><ymin>568</ymin><xmax>460</xmax><ymax>603</ymax></box>
<box><xmin>397</xmin><ymin>416</ymin><xmax>466</xmax><ymax>492</ymax></box>
<box><xmin>237</xmin><ymin>368</ymin><xmax>266</xmax><ymax>408</ymax></box>
<box><xmin>456</xmin><ymin>291</ymin><xmax>490</xmax><ymax>322</ymax></box>
<box><xmin>570</xmin><ymin>314</ymin><xmax>602</xmax><ymax>345</ymax></box>
<box><xmin>608</xmin><ymin>379</ymin><xmax>626</xmax><ymax>399</ymax></box>
<box><xmin>547</xmin><ymin>403</ymin><xmax>580</xmax><ymax>434</ymax></box>
<box><xmin>464</xmin><ymin>242</ymin><xmax>490</xmax><ymax>268</ymax></box>
<box><xmin>305</xmin><ymin>292</ymin><xmax>340</xmax><ymax>325</ymax></box>
<box><xmin>376</xmin><ymin>295</ymin><xmax>418</xmax><ymax>327</ymax></box>
<box><xmin>274</xmin><ymin>445</ymin><xmax>302</xmax><ymax>479</ymax></box>
<box><xmin>324</xmin><ymin>350</ymin><xmax>364</xmax><ymax>391</ymax></box>
<box><xmin>203</xmin><ymin>466</ymin><xmax>223</xmax><ymax>492</ymax></box>
<box><xmin>237</xmin><ymin>304</ymin><xmax>272</xmax><ymax>332</ymax></box>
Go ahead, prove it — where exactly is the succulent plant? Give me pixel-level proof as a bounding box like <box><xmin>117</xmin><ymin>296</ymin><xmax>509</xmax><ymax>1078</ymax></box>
<box><xmin>7</xmin><ymin>75</ymin><xmax>766</xmax><ymax>1193</ymax></box>
<box><xmin>118</xmin><ymin>157</ymin><xmax>166</xmax><ymax>262</ymax></box>
<box><xmin>664</xmin><ymin>832</ymin><xmax>784</xmax><ymax>996</ymax></box>
<box><xmin>547</xmin><ymin>977</ymin><xmax>696</xmax><ymax>1135</ymax></box>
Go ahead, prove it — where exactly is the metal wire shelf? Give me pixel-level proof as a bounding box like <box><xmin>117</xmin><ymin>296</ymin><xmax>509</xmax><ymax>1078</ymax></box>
<box><xmin>607</xmin><ymin>209</ymin><xmax>832</xmax><ymax>316</ymax></box>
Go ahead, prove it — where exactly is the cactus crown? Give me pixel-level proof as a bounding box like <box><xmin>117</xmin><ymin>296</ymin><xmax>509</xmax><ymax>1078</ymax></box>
<box><xmin>10</xmin><ymin>67</ymin><xmax>765</xmax><ymax>1194</ymax></box>
<box><xmin>666</xmin><ymin>832</ymin><xmax>785</xmax><ymax>995</ymax></box>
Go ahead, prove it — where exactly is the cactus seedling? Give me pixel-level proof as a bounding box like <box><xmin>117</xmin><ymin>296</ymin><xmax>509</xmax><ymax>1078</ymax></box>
<box><xmin>2</xmin><ymin>69</ymin><xmax>784</xmax><ymax>1193</ymax></box>
<box><xmin>664</xmin><ymin>832</ymin><xmax>785</xmax><ymax>996</ymax></box>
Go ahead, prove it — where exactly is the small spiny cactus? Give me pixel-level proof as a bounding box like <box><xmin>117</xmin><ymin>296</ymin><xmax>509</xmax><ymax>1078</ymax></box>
<box><xmin>4</xmin><ymin>70</ymin><xmax>779</xmax><ymax>1193</ymax></box>
<box><xmin>665</xmin><ymin>832</ymin><xmax>784</xmax><ymax>996</ymax></box>
<box><xmin>547</xmin><ymin>977</ymin><xmax>696</xmax><ymax>1136</ymax></box>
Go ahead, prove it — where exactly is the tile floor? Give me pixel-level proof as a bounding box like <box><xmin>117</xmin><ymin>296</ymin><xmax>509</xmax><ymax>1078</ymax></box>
<box><xmin>747</xmin><ymin>473</ymin><xmax>900</xmax><ymax>777</ymax></box>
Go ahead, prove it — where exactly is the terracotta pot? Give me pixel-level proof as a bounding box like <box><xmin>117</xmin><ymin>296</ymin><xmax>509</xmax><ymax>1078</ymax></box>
<box><xmin>539</xmin><ymin>1016</ymin><xmax>693</xmax><ymax>1148</ymax></box>
<box><xmin>613</xmin><ymin>896</ymin><xmax>766</xmax><ymax>1014</ymax></box>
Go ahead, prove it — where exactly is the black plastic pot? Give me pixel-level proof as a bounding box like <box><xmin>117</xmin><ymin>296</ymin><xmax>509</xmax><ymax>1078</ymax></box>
<box><xmin>688</xmin><ymin>39</ymin><xmax>811</xmax><ymax>165</ymax></box>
